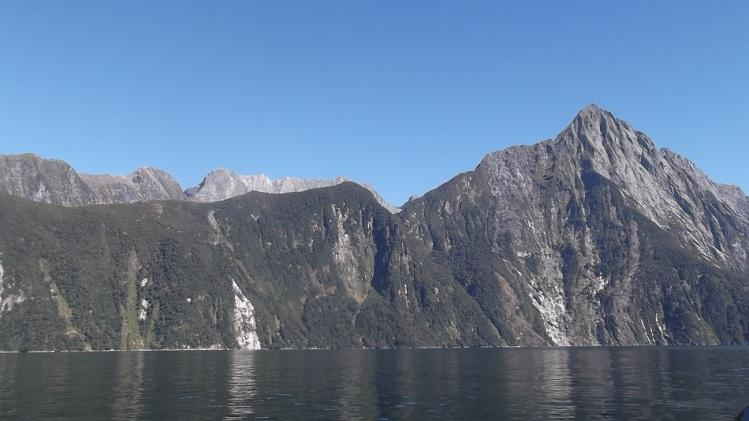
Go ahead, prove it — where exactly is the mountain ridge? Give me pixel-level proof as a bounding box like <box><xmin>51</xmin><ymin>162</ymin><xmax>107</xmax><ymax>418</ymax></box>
<box><xmin>1</xmin><ymin>105</ymin><xmax>748</xmax><ymax>351</ymax></box>
<box><xmin>0</xmin><ymin>153</ymin><xmax>398</xmax><ymax>212</ymax></box>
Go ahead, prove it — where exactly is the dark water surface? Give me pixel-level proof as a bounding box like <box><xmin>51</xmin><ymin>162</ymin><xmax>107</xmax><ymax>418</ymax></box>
<box><xmin>1</xmin><ymin>347</ymin><xmax>748</xmax><ymax>420</ymax></box>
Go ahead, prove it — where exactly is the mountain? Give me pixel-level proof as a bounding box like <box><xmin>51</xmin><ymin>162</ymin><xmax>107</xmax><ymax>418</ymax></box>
<box><xmin>0</xmin><ymin>154</ymin><xmax>396</xmax><ymax>211</ymax></box>
<box><xmin>0</xmin><ymin>153</ymin><xmax>96</xmax><ymax>206</ymax></box>
<box><xmin>80</xmin><ymin>167</ymin><xmax>185</xmax><ymax>204</ymax></box>
<box><xmin>0</xmin><ymin>105</ymin><xmax>747</xmax><ymax>351</ymax></box>
<box><xmin>184</xmin><ymin>169</ymin><xmax>348</xmax><ymax>201</ymax></box>
<box><xmin>0</xmin><ymin>154</ymin><xmax>183</xmax><ymax>206</ymax></box>
<box><xmin>184</xmin><ymin>169</ymin><xmax>399</xmax><ymax>213</ymax></box>
<box><xmin>400</xmin><ymin>105</ymin><xmax>749</xmax><ymax>345</ymax></box>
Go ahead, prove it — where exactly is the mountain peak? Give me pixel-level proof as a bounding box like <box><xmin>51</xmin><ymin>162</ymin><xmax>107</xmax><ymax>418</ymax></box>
<box><xmin>561</xmin><ymin>103</ymin><xmax>657</xmax><ymax>153</ymax></box>
<box><xmin>185</xmin><ymin>169</ymin><xmax>398</xmax><ymax>212</ymax></box>
<box><xmin>477</xmin><ymin>105</ymin><xmax>749</xmax><ymax>269</ymax></box>
<box><xmin>132</xmin><ymin>166</ymin><xmax>164</xmax><ymax>174</ymax></box>
<box><xmin>205</xmin><ymin>168</ymin><xmax>238</xmax><ymax>178</ymax></box>
<box><xmin>579</xmin><ymin>103</ymin><xmax>604</xmax><ymax>113</ymax></box>
<box><xmin>571</xmin><ymin>103</ymin><xmax>614</xmax><ymax>124</ymax></box>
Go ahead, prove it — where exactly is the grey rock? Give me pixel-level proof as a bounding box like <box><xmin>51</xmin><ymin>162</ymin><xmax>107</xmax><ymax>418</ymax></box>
<box><xmin>0</xmin><ymin>154</ymin><xmax>95</xmax><ymax>206</ymax></box>
<box><xmin>0</xmin><ymin>154</ymin><xmax>185</xmax><ymax>206</ymax></box>
<box><xmin>0</xmin><ymin>155</ymin><xmax>397</xmax><ymax>212</ymax></box>
<box><xmin>80</xmin><ymin>167</ymin><xmax>185</xmax><ymax>204</ymax></box>
<box><xmin>402</xmin><ymin>104</ymin><xmax>749</xmax><ymax>345</ymax></box>
<box><xmin>186</xmin><ymin>169</ymin><xmax>399</xmax><ymax>212</ymax></box>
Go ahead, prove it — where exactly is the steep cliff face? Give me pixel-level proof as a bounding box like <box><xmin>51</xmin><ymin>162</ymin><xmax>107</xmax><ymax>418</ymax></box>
<box><xmin>0</xmin><ymin>155</ymin><xmax>397</xmax><ymax>212</ymax></box>
<box><xmin>0</xmin><ymin>155</ymin><xmax>186</xmax><ymax>206</ymax></box>
<box><xmin>184</xmin><ymin>169</ymin><xmax>347</xmax><ymax>202</ymax></box>
<box><xmin>186</xmin><ymin>169</ymin><xmax>398</xmax><ymax>213</ymax></box>
<box><xmin>0</xmin><ymin>106</ymin><xmax>747</xmax><ymax>351</ymax></box>
<box><xmin>399</xmin><ymin>105</ymin><xmax>749</xmax><ymax>345</ymax></box>
<box><xmin>0</xmin><ymin>154</ymin><xmax>96</xmax><ymax>206</ymax></box>
<box><xmin>80</xmin><ymin>167</ymin><xmax>186</xmax><ymax>204</ymax></box>
<box><xmin>554</xmin><ymin>106</ymin><xmax>749</xmax><ymax>269</ymax></box>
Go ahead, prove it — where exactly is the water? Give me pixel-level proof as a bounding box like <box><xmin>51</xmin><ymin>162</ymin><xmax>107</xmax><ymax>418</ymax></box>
<box><xmin>1</xmin><ymin>347</ymin><xmax>748</xmax><ymax>420</ymax></box>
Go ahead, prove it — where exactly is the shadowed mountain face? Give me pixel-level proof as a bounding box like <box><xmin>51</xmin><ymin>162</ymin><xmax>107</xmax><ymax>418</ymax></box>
<box><xmin>0</xmin><ymin>106</ymin><xmax>747</xmax><ymax>351</ymax></box>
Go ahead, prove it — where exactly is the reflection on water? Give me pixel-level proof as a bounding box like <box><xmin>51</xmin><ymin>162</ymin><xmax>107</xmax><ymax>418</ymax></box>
<box><xmin>112</xmin><ymin>351</ymin><xmax>144</xmax><ymax>418</ymax></box>
<box><xmin>226</xmin><ymin>350</ymin><xmax>256</xmax><ymax>419</ymax></box>
<box><xmin>1</xmin><ymin>347</ymin><xmax>748</xmax><ymax>420</ymax></box>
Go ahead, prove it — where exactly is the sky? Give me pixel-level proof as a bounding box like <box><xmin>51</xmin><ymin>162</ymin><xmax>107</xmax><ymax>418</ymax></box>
<box><xmin>1</xmin><ymin>1</ymin><xmax>747</xmax><ymax>206</ymax></box>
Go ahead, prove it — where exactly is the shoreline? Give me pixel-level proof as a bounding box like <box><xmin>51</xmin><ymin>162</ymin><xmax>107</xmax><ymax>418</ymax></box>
<box><xmin>2</xmin><ymin>343</ymin><xmax>748</xmax><ymax>354</ymax></box>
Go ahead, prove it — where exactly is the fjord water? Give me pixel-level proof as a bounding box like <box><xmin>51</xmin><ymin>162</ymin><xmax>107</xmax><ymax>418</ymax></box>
<box><xmin>1</xmin><ymin>348</ymin><xmax>748</xmax><ymax>420</ymax></box>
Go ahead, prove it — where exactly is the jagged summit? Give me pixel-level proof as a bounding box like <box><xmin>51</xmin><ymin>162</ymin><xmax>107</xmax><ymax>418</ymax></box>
<box><xmin>185</xmin><ymin>168</ymin><xmax>398</xmax><ymax>212</ymax></box>
<box><xmin>573</xmin><ymin>102</ymin><xmax>606</xmax><ymax>118</ymax></box>
<box><xmin>78</xmin><ymin>169</ymin><xmax>183</xmax><ymax>204</ymax></box>
<box><xmin>563</xmin><ymin>103</ymin><xmax>618</xmax><ymax>137</ymax></box>
<box><xmin>0</xmin><ymin>153</ymin><xmax>398</xmax><ymax>212</ymax></box>
<box><xmin>184</xmin><ymin>168</ymin><xmax>346</xmax><ymax>202</ymax></box>
<box><xmin>0</xmin><ymin>105</ymin><xmax>743</xmax><ymax>218</ymax></box>
<box><xmin>0</xmin><ymin>153</ymin><xmax>93</xmax><ymax>206</ymax></box>
<box><xmin>476</xmin><ymin>104</ymin><xmax>748</xmax><ymax>273</ymax></box>
<box><xmin>562</xmin><ymin>104</ymin><xmax>656</xmax><ymax>152</ymax></box>
<box><xmin>478</xmin><ymin>104</ymin><xmax>647</xmax><ymax>166</ymax></box>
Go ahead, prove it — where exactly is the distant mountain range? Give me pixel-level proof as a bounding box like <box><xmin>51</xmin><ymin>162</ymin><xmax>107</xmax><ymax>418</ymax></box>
<box><xmin>0</xmin><ymin>154</ymin><xmax>398</xmax><ymax>212</ymax></box>
<box><xmin>1</xmin><ymin>105</ymin><xmax>748</xmax><ymax>351</ymax></box>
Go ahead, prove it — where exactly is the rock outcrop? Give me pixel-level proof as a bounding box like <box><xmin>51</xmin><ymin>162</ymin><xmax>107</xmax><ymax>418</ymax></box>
<box><xmin>80</xmin><ymin>167</ymin><xmax>185</xmax><ymax>204</ymax></box>
<box><xmin>0</xmin><ymin>154</ymin><xmax>95</xmax><ymax>206</ymax></box>
<box><xmin>0</xmin><ymin>155</ymin><xmax>397</xmax><ymax>211</ymax></box>
<box><xmin>185</xmin><ymin>169</ymin><xmax>398</xmax><ymax>212</ymax></box>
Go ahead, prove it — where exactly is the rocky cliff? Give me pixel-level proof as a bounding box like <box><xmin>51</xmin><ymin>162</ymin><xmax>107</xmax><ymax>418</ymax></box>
<box><xmin>80</xmin><ymin>167</ymin><xmax>185</xmax><ymax>204</ymax></box>
<box><xmin>0</xmin><ymin>105</ymin><xmax>747</xmax><ymax>351</ymax></box>
<box><xmin>0</xmin><ymin>154</ymin><xmax>95</xmax><ymax>206</ymax></box>
<box><xmin>0</xmin><ymin>155</ymin><xmax>184</xmax><ymax>206</ymax></box>
<box><xmin>0</xmin><ymin>154</ymin><xmax>396</xmax><ymax>211</ymax></box>
<box><xmin>185</xmin><ymin>169</ymin><xmax>398</xmax><ymax>212</ymax></box>
<box><xmin>400</xmin><ymin>105</ymin><xmax>749</xmax><ymax>346</ymax></box>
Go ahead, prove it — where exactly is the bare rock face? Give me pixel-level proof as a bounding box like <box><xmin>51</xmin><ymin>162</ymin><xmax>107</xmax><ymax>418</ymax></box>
<box><xmin>475</xmin><ymin>105</ymin><xmax>749</xmax><ymax>269</ymax></box>
<box><xmin>0</xmin><ymin>154</ymin><xmax>185</xmax><ymax>206</ymax></box>
<box><xmin>473</xmin><ymin>105</ymin><xmax>749</xmax><ymax>269</ymax></box>
<box><xmin>401</xmin><ymin>104</ymin><xmax>749</xmax><ymax>346</ymax></box>
<box><xmin>0</xmin><ymin>155</ymin><xmax>397</xmax><ymax>212</ymax></box>
<box><xmin>555</xmin><ymin>106</ymin><xmax>748</xmax><ymax>267</ymax></box>
<box><xmin>183</xmin><ymin>169</ymin><xmax>248</xmax><ymax>202</ymax></box>
<box><xmin>0</xmin><ymin>153</ymin><xmax>398</xmax><ymax>212</ymax></box>
<box><xmin>186</xmin><ymin>169</ymin><xmax>399</xmax><ymax>212</ymax></box>
<box><xmin>0</xmin><ymin>154</ymin><xmax>95</xmax><ymax>206</ymax></box>
<box><xmin>80</xmin><ymin>167</ymin><xmax>185</xmax><ymax>204</ymax></box>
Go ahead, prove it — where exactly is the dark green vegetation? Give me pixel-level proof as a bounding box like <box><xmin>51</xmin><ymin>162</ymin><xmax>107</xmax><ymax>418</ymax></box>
<box><xmin>1</xmin><ymin>106</ymin><xmax>748</xmax><ymax>351</ymax></box>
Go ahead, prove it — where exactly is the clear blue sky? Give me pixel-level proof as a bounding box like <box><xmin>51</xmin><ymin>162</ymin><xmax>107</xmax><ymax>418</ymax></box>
<box><xmin>1</xmin><ymin>1</ymin><xmax>747</xmax><ymax>205</ymax></box>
